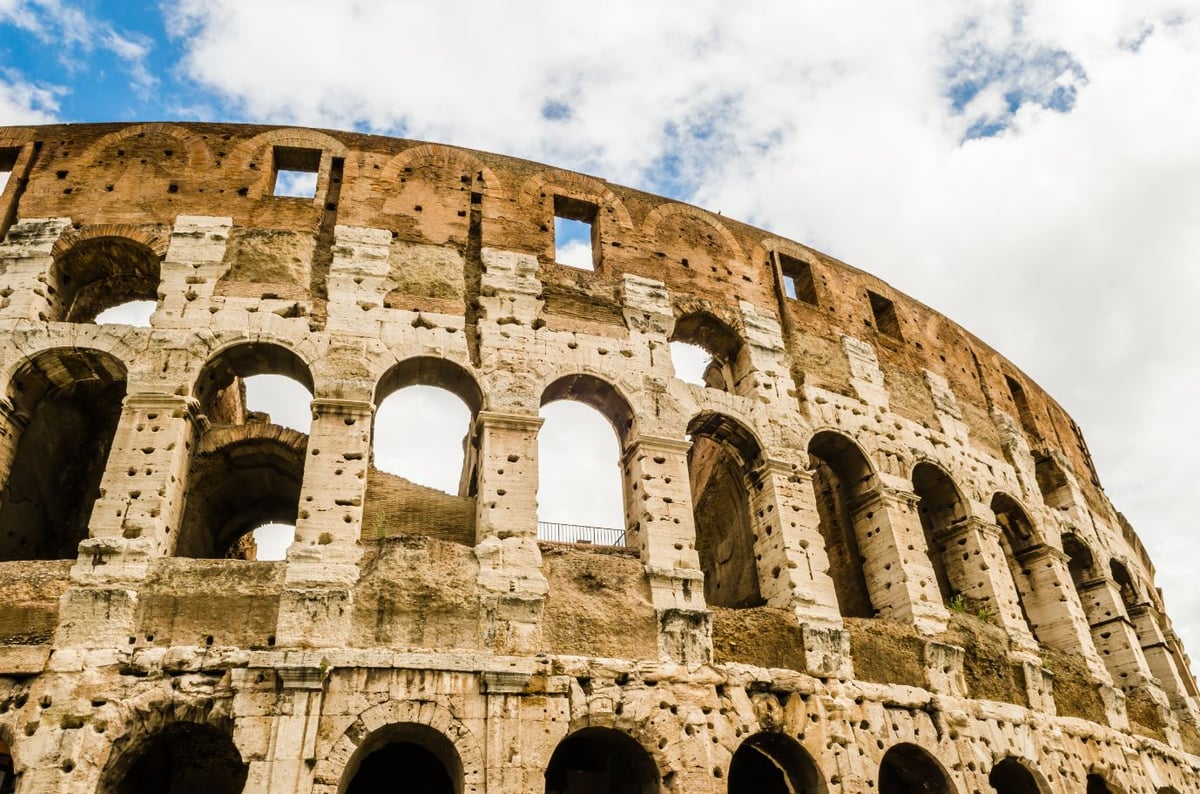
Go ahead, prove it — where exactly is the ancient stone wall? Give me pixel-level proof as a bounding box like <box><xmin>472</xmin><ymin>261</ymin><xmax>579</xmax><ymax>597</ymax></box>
<box><xmin>0</xmin><ymin>122</ymin><xmax>1195</xmax><ymax>793</ymax></box>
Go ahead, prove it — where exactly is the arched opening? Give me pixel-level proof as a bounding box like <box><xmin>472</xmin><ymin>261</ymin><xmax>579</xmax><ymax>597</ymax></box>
<box><xmin>538</xmin><ymin>375</ymin><xmax>630</xmax><ymax>546</ymax></box>
<box><xmin>807</xmin><ymin>431</ymin><xmax>875</xmax><ymax>618</ymax></box>
<box><xmin>728</xmin><ymin>732</ymin><xmax>825</xmax><ymax>794</ymax></box>
<box><xmin>342</xmin><ymin>723</ymin><xmax>462</xmax><ymax>794</ymax></box>
<box><xmin>1109</xmin><ymin>560</ymin><xmax>1139</xmax><ymax>610</ymax></box>
<box><xmin>687</xmin><ymin>412</ymin><xmax>764</xmax><ymax>608</ymax></box>
<box><xmin>878</xmin><ymin>743</ymin><xmax>955</xmax><ymax>794</ymax></box>
<box><xmin>1034</xmin><ymin>455</ymin><xmax>1073</xmax><ymax>510</ymax></box>
<box><xmin>178</xmin><ymin>343</ymin><xmax>313</xmax><ymax>559</ymax></box>
<box><xmin>990</xmin><ymin>493</ymin><xmax>1041</xmax><ymax>642</ymax></box>
<box><xmin>545</xmin><ymin>727</ymin><xmax>659</xmax><ymax>794</ymax></box>
<box><xmin>0</xmin><ymin>348</ymin><xmax>126</xmax><ymax>561</ymax></box>
<box><xmin>1062</xmin><ymin>533</ymin><xmax>1098</xmax><ymax>589</ymax></box>
<box><xmin>911</xmin><ymin>462</ymin><xmax>966</xmax><ymax>604</ymax></box>
<box><xmin>95</xmin><ymin>300</ymin><xmax>156</xmax><ymax>327</ymax></box>
<box><xmin>0</xmin><ymin>738</ymin><xmax>13</xmax><ymax>794</ymax></box>
<box><xmin>370</xmin><ymin>358</ymin><xmax>483</xmax><ymax>547</ymax></box>
<box><xmin>670</xmin><ymin>312</ymin><xmax>748</xmax><ymax>393</ymax></box>
<box><xmin>1086</xmin><ymin>773</ymin><xmax>1115</xmax><ymax>794</ymax></box>
<box><xmin>988</xmin><ymin>757</ymin><xmax>1046</xmax><ymax>793</ymax></box>
<box><xmin>49</xmin><ymin>236</ymin><xmax>161</xmax><ymax>322</ymax></box>
<box><xmin>100</xmin><ymin>722</ymin><xmax>246</xmax><ymax>794</ymax></box>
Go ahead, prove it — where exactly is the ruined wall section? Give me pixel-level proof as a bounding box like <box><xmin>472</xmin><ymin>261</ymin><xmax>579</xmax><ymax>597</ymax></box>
<box><xmin>0</xmin><ymin>123</ymin><xmax>1194</xmax><ymax>793</ymax></box>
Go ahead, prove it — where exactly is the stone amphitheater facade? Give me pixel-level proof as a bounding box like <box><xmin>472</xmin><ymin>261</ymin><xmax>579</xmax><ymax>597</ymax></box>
<box><xmin>0</xmin><ymin>122</ymin><xmax>1195</xmax><ymax>794</ymax></box>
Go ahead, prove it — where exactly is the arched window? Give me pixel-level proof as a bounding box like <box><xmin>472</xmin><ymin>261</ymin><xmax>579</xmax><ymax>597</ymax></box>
<box><xmin>1109</xmin><ymin>560</ymin><xmax>1139</xmax><ymax>610</ymax></box>
<box><xmin>990</xmin><ymin>493</ymin><xmax>1041</xmax><ymax>642</ymax></box>
<box><xmin>545</xmin><ymin>727</ymin><xmax>659</xmax><ymax>794</ymax></box>
<box><xmin>728</xmin><ymin>733</ymin><xmax>825</xmax><ymax>794</ymax></box>
<box><xmin>0</xmin><ymin>738</ymin><xmax>13</xmax><ymax>794</ymax></box>
<box><xmin>98</xmin><ymin>722</ymin><xmax>246</xmax><ymax>794</ymax></box>
<box><xmin>1034</xmin><ymin>455</ymin><xmax>1072</xmax><ymax>510</ymax></box>
<box><xmin>878</xmin><ymin>743</ymin><xmax>955</xmax><ymax>794</ymax></box>
<box><xmin>177</xmin><ymin>343</ymin><xmax>313</xmax><ymax>559</ymax></box>
<box><xmin>988</xmin><ymin>757</ymin><xmax>1047</xmax><ymax>793</ymax></box>
<box><xmin>1086</xmin><ymin>773</ymin><xmax>1115</xmax><ymax>793</ymax></box>
<box><xmin>807</xmin><ymin>431</ymin><xmax>875</xmax><ymax>618</ymax></box>
<box><xmin>670</xmin><ymin>312</ymin><xmax>747</xmax><ymax>393</ymax></box>
<box><xmin>1062</xmin><ymin>533</ymin><xmax>1098</xmax><ymax>590</ymax></box>
<box><xmin>911</xmin><ymin>462</ymin><xmax>967</xmax><ymax>604</ymax></box>
<box><xmin>49</xmin><ymin>236</ymin><xmax>161</xmax><ymax>323</ymax></box>
<box><xmin>687</xmin><ymin>412</ymin><xmax>765</xmax><ymax>608</ymax></box>
<box><xmin>0</xmin><ymin>348</ymin><xmax>126</xmax><ymax>561</ymax></box>
<box><xmin>370</xmin><ymin>357</ymin><xmax>482</xmax><ymax>547</ymax></box>
<box><xmin>343</xmin><ymin>723</ymin><xmax>462</xmax><ymax>794</ymax></box>
<box><xmin>537</xmin><ymin>374</ymin><xmax>631</xmax><ymax>547</ymax></box>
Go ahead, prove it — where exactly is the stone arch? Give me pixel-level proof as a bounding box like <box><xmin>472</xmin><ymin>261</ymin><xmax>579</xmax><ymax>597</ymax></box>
<box><xmin>670</xmin><ymin>309</ymin><xmax>752</xmax><ymax>394</ymax></box>
<box><xmin>97</xmin><ymin>721</ymin><xmax>247</xmax><ymax>794</ymax></box>
<box><xmin>990</xmin><ymin>492</ymin><xmax>1043</xmax><ymax>641</ymax></box>
<box><xmin>1062</xmin><ymin>531</ymin><xmax>1100</xmax><ymax>589</ymax></box>
<box><xmin>175</xmin><ymin>425</ymin><xmax>308</xmax><ymax>558</ymax></box>
<box><xmin>878</xmin><ymin>742</ymin><xmax>958</xmax><ymax>793</ymax></box>
<box><xmin>751</xmin><ymin>237</ymin><xmax>825</xmax><ymax>311</ymax></box>
<box><xmin>1034</xmin><ymin>454</ymin><xmax>1073</xmax><ymax>510</ymax></box>
<box><xmin>911</xmin><ymin>460</ymin><xmax>969</xmax><ymax>605</ymax></box>
<box><xmin>988</xmin><ymin>756</ymin><xmax>1050</xmax><ymax>793</ymax></box>
<box><xmin>46</xmin><ymin>231</ymin><xmax>165</xmax><ymax>322</ymax></box>
<box><xmin>78</xmin><ymin>122</ymin><xmax>215</xmax><ymax>170</ymax></box>
<box><xmin>1086</xmin><ymin>772</ymin><xmax>1127</xmax><ymax>793</ymax></box>
<box><xmin>541</xmin><ymin>372</ymin><xmax>635</xmax><ymax>450</ymax></box>
<box><xmin>225</xmin><ymin>127</ymin><xmax>349</xmax><ymax>202</ymax></box>
<box><xmin>192</xmin><ymin>340</ymin><xmax>315</xmax><ymax>423</ymax></box>
<box><xmin>990</xmin><ymin>492</ymin><xmax>1041</xmax><ymax>553</ymax></box>
<box><xmin>0</xmin><ymin>729</ymin><xmax>16</xmax><ymax>794</ymax></box>
<box><xmin>545</xmin><ymin>727</ymin><xmax>660</xmax><ymax>794</ymax></box>
<box><xmin>314</xmin><ymin>700</ymin><xmax>483</xmax><ymax>794</ymax></box>
<box><xmin>727</xmin><ymin>732</ymin><xmax>826</xmax><ymax>794</ymax></box>
<box><xmin>341</xmin><ymin>722</ymin><xmax>463</xmax><ymax>794</ymax></box>
<box><xmin>0</xmin><ymin>347</ymin><xmax>127</xmax><ymax>560</ymax></box>
<box><xmin>377</xmin><ymin>356</ymin><xmax>484</xmax><ymax>417</ymax></box>
<box><xmin>642</xmin><ymin>202</ymin><xmax>747</xmax><ymax>270</ymax></box>
<box><xmin>522</xmin><ymin>170</ymin><xmax>634</xmax><ymax>229</ymax></box>
<box><xmin>382</xmin><ymin>144</ymin><xmax>509</xmax><ymax>203</ymax></box>
<box><xmin>1109</xmin><ymin>558</ymin><xmax>1139</xmax><ymax>609</ymax></box>
<box><xmin>686</xmin><ymin>410</ymin><xmax>765</xmax><ymax>608</ymax></box>
<box><xmin>807</xmin><ymin>429</ymin><xmax>878</xmax><ymax>618</ymax></box>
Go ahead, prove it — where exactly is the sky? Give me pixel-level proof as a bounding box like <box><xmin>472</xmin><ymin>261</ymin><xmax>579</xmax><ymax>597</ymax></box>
<box><xmin>4</xmin><ymin>1</ymin><xmax>1199</xmax><ymax>677</ymax></box>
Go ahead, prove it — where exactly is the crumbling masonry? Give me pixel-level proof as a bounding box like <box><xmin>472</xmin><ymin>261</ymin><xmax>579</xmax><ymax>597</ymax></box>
<box><xmin>0</xmin><ymin>122</ymin><xmax>1196</xmax><ymax>793</ymax></box>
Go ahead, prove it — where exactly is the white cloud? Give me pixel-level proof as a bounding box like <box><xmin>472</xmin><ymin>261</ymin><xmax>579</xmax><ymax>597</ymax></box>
<box><xmin>0</xmin><ymin>69</ymin><xmax>60</xmax><ymax>124</ymax></box>
<box><xmin>163</xmin><ymin>0</ymin><xmax>1200</xmax><ymax>672</ymax></box>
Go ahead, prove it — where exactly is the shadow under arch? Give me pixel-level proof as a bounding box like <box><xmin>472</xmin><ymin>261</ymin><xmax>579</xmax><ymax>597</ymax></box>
<box><xmin>175</xmin><ymin>426</ymin><xmax>308</xmax><ymax>558</ymax></box>
<box><xmin>341</xmin><ymin>722</ymin><xmax>463</xmax><ymax>794</ymax></box>
<box><xmin>96</xmin><ymin>720</ymin><xmax>247</xmax><ymax>794</ymax></box>
<box><xmin>878</xmin><ymin>742</ymin><xmax>957</xmax><ymax>794</ymax></box>
<box><xmin>541</xmin><ymin>372</ymin><xmax>635</xmax><ymax>449</ymax></box>
<box><xmin>728</xmin><ymin>732</ymin><xmax>826</xmax><ymax>794</ymax></box>
<box><xmin>671</xmin><ymin>310</ymin><xmax>749</xmax><ymax>393</ymax></box>
<box><xmin>376</xmin><ymin>355</ymin><xmax>484</xmax><ymax>415</ymax></box>
<box><xmin>0</xmin><ymin>347</ymin><xmax>127</xmax><ymax>561</ymax></box>
<box><xmin>48</xmin><ymin>235</ymin><xmax>163</xmax><ymax>323</ymax></box>
<box><xmin>687</xmin><ymin>410</ymin><xmax>765</xmax><ymax>608</ymax></box>
<box><xmin>911</xmin><ymin>460</ymin><xmax>969</xmax><ymax>604</ymax></box>
<box><xmin>988</xmin><ymin>756</ymin><xmax>1050</xmax><ymax>793</ymax></box>
<box><xmin>807</xmin><ymin>429</ymin><xmax>878</xmax><ymax>618</ymax></box>
<box><xmin>545</xmin><ymin>726</ymin><xmax>660</xmax><ymax>794</ymax></box>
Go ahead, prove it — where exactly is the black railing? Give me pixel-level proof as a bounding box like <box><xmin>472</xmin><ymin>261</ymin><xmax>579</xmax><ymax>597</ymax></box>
<box><xmin>537</xmin><ymin>521</ymin><xmax>626</xmax><ymax>547</ymax></box>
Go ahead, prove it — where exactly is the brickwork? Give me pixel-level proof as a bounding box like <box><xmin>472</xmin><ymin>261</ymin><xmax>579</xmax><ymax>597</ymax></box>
<box><xmin>0</xmin><ymin>122</ymin><xmax>1195</xmax><ymax>792</ymax></box>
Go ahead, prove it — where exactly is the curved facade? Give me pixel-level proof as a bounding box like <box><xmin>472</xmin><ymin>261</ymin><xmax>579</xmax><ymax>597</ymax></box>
<box><xmin>0</xmin><ymin>122</ymin><xmax>1195</xmax><ymax>792</ymax></box>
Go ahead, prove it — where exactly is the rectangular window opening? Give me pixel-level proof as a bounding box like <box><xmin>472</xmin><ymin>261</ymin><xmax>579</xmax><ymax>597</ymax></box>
<box><xmin>553</xmin><ymin>195</ymin><xmax>598</xmax><ymax>271</ymax></box>
<box><xmin>271</xmin><ymin>146</ymin><xmax>321</xmax><ymax>198</ymax></box>
<box><xmin>0</xmin><ymin>147</ymin><xmax>19</xmax><ymax>193</ymax></box>
<box><xmin>778</xmin><ymin>253</ymin><xmax>818</xmax><ymax>305</ymax></box>
<box><xmin>867</xmin><ymin>290</ymin><xmax>902</xmax><ymax>339</ymax></box>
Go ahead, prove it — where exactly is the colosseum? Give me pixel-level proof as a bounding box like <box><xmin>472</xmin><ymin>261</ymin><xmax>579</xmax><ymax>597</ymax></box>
<box><xmin>0</xmin><ymin>121</ymin><xmax>1195</xmax><ymax>793</ymax></box>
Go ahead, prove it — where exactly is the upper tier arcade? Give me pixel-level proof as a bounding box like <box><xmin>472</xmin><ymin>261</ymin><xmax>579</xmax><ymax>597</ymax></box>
<box><xmin>0</xmin><ymin>122</ymin><xmax>1195</xmax><ymax>794</ymax></box>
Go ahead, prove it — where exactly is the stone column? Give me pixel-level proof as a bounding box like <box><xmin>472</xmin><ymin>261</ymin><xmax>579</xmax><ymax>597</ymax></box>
<box><xmin>1076</xmin><ymin>577</ymin><xmax>1156</xmax><ymax>687</ymax></box>
<box><xmin>238</xmin><ymin>662</ymin><xmax>327</xmax><ymax>794</ymax></box>
<box><xmin>937</xmin><ymin>517</ymin><xmax>1037</xmax><ymax>647</ymax></box>
<box><xmin>1015</xmin><ymin>544</ymin><xmax>1111</xmax><ymax>682</ymax></box>
<box><xmin>1129</xmin><ymin>605</ymin><xmax>1200</xmax><ymax>707</ymax></box>
<box><xmin>473</xmin><ymin>410</ymin><xmax>547</xmax><ymax>654</ymax></box>
<box><xmin>851</xmin><ymin>487</ymin><xmax>948</xmax><ymax>633</ymax></box>
<box><xmin>153</xmin><ymin>215</ymin><xmax>233</xmax><ymax>327</ymax></box>
<box><xmin>276</xmin><ymin>398</ymin><xmax>371</xmax><ymax>648</ymax></box>
<box><xmin>747</xmin><ymin>460</ymin><xmax>842</xmax><ymax>630</ymax></box>
<box><xmin>622</xmin><ymin>434</ymin><xmax>709</xmax><ymax>664</ymax></box>
<box><xmin>56</xmin><ymin>393</ymin><xmax>199</xmax><ymax>648</ymax></box>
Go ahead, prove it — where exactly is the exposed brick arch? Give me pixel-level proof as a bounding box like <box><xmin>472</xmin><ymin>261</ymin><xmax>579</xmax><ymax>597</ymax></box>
<box><xmin>379</xmin><ymin>143</ymin><xmax>508</xmax><ymax>203</ymax></box>
<box><xmin>642</xmin><ymin>202</ymin><xmax>747</xmax><ymax>270</ymax></box>
<box><xmin>47</xmin><ymin>228</ymin><xmax>165</xmax><ymax>322</ymax></box>
<box><xmin>541</xmin><ymin>372</ymin><xmax>635</xmax><ymax>449</ymax></box>
<box><xmin>78</xmin><ymin>122</ymin><xmax>216</xmax><ymax>170</ymax></box>
<box><xmin>521</xmin><ymin>170</ymin><xmax>634</xmax><ymax>230</ymax></box>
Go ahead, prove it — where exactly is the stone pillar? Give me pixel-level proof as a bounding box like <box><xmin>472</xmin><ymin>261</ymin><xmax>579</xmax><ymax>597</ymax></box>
<box><xmin>0</xmin><ymin>217</ymin><xmax>69</xmax><ymax>321</ymax></box>
<box><xmin>240</xmin><ymin>664</ymin><xmax>327</xmax><ymax>794</ymax></box>
<box><xmin>937</xmin><ymin>517</ymin><xmax>1037</xmax><ymax>647</ymax></box>
<box><xmin>276</xmin><ymin>398</ymin><xmax>371</xmax><ymax>648</ymax></box>
<box><xmin>473</xmin><ymin>410</ymin><xmax>547</xmax><ymax>654</ymax></box>
<box><xmin>622</xmin><ymin>434</ymin><xmax>709</xmax><ymax>664</ymax></box>
<box><xmin>154</xmin><ymin>215</ymin><xmax>233</xmax><ymax>327</ymax></box>
<box><xmin>1076</xmin><ymin>577</ymin><xmax>1156</xmax><ymax>687</ymax></box>
<box><xmin>1015</xmin><ymin>544</ymin><xmax>1111</xmax><ymax>682</ymax></box>
<box><xmin>747</xmin><ymin>460</ymin><xmax>842</xmax><ymax>630</ymax></box>
<box><xmin>1129</xmin><ymin>604</ymin><xmax>1200</xmax><ymax>708</ymax></box>
<box><xmin>0</xmin><ymin>398</ymin><xmax>27</xmax><ymax>505</ymax></box>
<box><xmin>851</xmin><ymin>487</ymin><xmax>948</xmax><ymax>633</ymax></box>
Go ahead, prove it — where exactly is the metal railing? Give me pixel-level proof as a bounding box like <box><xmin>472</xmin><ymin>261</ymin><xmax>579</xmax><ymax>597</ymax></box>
<box><xmin>537</xmin><ymin>521</ymin><xmax>626</xmax><ymax>547</ymax></box>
